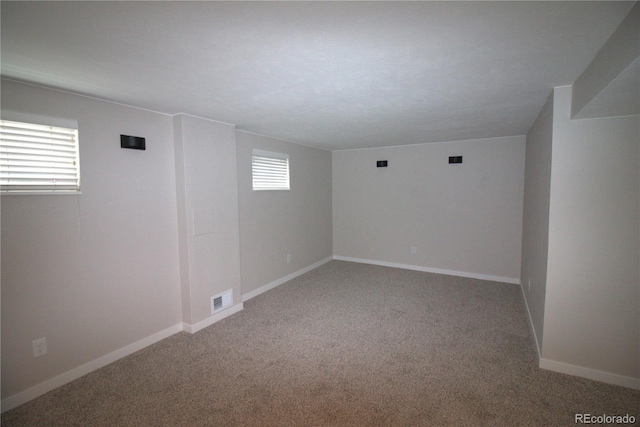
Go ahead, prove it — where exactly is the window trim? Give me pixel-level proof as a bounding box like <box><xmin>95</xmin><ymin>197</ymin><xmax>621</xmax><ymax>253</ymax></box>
<box><xmin>252</xmin><ymin>149</ymin><xmax>290</xmax><ymax>191</ymax></box>
<box><xmin>1</xmin><ymin>112</ymin><xmax>81</xmax><ymax>195</ymax></box>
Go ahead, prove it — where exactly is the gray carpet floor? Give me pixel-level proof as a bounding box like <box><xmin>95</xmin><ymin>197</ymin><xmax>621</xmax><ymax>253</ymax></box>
<box><xmin>2</xmin><ymin>261</ymin><xmax>639</xmax><ymax>426</ymax></box>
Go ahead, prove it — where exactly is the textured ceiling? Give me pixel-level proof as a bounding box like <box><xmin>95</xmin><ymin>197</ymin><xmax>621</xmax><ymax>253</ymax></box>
<box><xmin>0</xmin><ymin>1</ymin><xmax>635</xmax><ymax>150</ymax></box>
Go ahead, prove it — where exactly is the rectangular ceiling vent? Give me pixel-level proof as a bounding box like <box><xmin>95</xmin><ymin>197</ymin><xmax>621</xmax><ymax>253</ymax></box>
<box><xmin>449</xmin><ymin>156</ymin><xmax>463</xmax><ymax>164</ymax></box>
<box><xmin>211</xmin><ymin>290</ymin><xmax>233</xmax><ymax>314</ymax></box>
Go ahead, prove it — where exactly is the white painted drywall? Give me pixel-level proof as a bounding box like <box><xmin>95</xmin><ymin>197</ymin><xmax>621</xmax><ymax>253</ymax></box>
<box><xmin>333</xmin><ymin>136</ymin><xmax>525</xmax><ymax>282</ymax></box>
<box><xmin>520</xmin><ymin>92</ymin><xmax>554</xmax><ymax>355</ymax></box>
<box><xmin>572</xmin><ymin>2</ymin><xmax>639</xmax><ymax>118</ymax></box>
<box><xmin>173</xmin><ymin>114</ymin><xmax>242</xmax><ymax>326</ymax></box>
<box><xmin>236</xmin><ymin>131</ymin><xmax>332</xmax><ymax>296</ymax></box>
<box><xmin>543</xmin><ymin>85</ymin><xmax>639</xmax><ymax>380</ymax></box>
<box><xmin>1</xmin><ymin>80</ymin><xmax>182</xmax><ymax>398</ymax></box>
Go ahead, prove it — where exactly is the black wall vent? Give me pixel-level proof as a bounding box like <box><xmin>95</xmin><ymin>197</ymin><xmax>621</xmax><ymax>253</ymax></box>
<box><xmin>121</xmin><ymin>134</ymin><xmax>146</xmax><ymax>150</ymax></box>
<box><xmin>377</xmin><ymin>160</ymin><xmax>388</xmax><ymax>167</ymax></box>
<box><xmin>448</xmin><ymin>156</ymin><xmax>463</xmax><ymax>164</ymax></box>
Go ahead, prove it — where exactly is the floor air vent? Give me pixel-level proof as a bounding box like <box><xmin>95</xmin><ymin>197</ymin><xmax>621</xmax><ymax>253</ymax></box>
<box><xmin>211</xmin><ymin>290</ymin><xmax>233</xmax><ymax>314</ymax></box>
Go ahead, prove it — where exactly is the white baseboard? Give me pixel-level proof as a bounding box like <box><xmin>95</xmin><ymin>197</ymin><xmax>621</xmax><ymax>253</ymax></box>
<box><xmin>2</xmin><ymin>302</ymin><xmax>247</xmax><ymax>413</ymax></box>
<box><xmin>336</xmin><ymin>256</ymin><xmax>640</xmax><ymax>390</ymax></box>
<box><xmin>242</xmin><ymin>256</ymin><xmax>333</xmax><ymax>302</ymax></box>
<box><xmin>1</xmin><ymin>323</ymin><xmax>184</xmax><ymax>413</ymax></box>
<box><xmin>540</xmin><ymin>358</ymin><xmax>640</xmax><ymax>390</ymax></box>
<box><xmin>514</xmin><ymin>277</ymin><xmax>638</xmax><ymax>391</ymax></box>
<box><xmin>333</xmin><ymin>255</ymin><xmax>521</xmax><ymax>285</ymax></box>
<box><xmin>10</xmin><ymin>255</ymin><xmax>632</xmax><ymax>416</ymax></box>
<box><xmin>519</xmin><ymin>284</ymin><xmax>542</xmax><ymax>360</ymax></box>
<box><xmin>183</xmin><ymin>302</ymin><xmax>244</xmax><ymax>334</ymax></box>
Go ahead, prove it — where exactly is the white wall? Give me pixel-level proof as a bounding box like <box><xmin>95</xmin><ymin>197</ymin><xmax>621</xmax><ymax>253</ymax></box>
<box><xmin>571</xmin><ymin>2</ymin><xmax>640</xmax><ymax>118</ymax></box>
<box><xmin>1</xmin><ymin>80</ymin><xmax>182</xmax><ymax>400</ymax></box>
<box><xmin>4</xmin><ymin>7</ymin><xmax>637</xmax><ymax>404</ymax></box>
<box><xmin>333</xmin><ymin>137</ymin><xmax>525</xmax><ymax>283</ymax></box>
<box><xmin>173</xmin><ymin>114</ymin><xmax>242</xmax><ymax>329</ymax></box>
<box><xmin>236</xmin><ymin>132</ymin><xmax>333</xmax><ymax>298</ymax></box>
<box><xmin>520</xmin><ymin>92</ymin><xmax>554</xmax><ymax>355</ymax></box>
<box><xmin>542</xmin><ymin>85</ymin><xmax>639</xmax><ymax>383</ymax></box>
<box><xmin>520</xmin><ymin>2</ymin><xmax>640</xmax><ymax>387</ymax></box>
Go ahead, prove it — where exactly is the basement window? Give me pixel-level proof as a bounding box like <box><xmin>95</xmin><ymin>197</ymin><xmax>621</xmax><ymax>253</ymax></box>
<box><xmin>0</xmin><ymin>118</ymin><xmax>81</xmax><ymax>194</ymax></box>
<box><xmin>252</xmin><ymin>149</ymin><xmax>290</xmax><ymax>191</ymax></box>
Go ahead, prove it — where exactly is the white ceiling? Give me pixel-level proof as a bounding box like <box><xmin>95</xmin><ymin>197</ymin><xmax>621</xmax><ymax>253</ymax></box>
<box><xmin>0</xmin><ymin>1</ymin><xmax>635</xmax><ymax>150</ymax></box>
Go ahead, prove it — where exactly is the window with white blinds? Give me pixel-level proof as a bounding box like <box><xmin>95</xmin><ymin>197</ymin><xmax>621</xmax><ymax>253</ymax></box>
<box><xmin>0</xmin><ymin>120</ymin><xmax>80</xmax><ymax>193</ymax></box>
<box><xmin>252</xmin><ymin>149</ymin><xmax>290</xmax><ymax>191</ymax></box>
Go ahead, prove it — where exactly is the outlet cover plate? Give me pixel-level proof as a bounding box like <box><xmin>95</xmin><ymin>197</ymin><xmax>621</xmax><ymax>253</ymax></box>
<box><xmin>32</xmin><ymin>337</ymin><xmax>47</xmax><ymax>358</ymax></box>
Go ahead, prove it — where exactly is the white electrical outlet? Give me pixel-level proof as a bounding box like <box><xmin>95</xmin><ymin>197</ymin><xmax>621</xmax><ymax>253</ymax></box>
<box><xmin>32</xmin><ymin>337</ymin><xmax>47</xmax><ymax>358</ymax></box>
<box><xmin>287</xmin><ymin>253</ymin><xmax>291</xmax><ymax>263</ymax></box>
<box><xmin>411</xmin><ymin>247</ymin><xmax>417</xmax><ymax>255</ymax></box>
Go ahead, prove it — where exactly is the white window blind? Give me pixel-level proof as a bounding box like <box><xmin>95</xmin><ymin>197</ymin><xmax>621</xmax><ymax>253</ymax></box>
<box><xmin>252</xmin><ymin>149</ymin><xmax>289</xmax><ymax>191</ymax></box>
<box><xmin>0</xmin><ymin>120</ymin><xmax>80</xmax><ymax>193</ymax></box>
